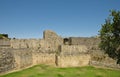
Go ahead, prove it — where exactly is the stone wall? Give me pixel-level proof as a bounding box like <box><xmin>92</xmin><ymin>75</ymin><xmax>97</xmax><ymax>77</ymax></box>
<box><xmin>10</xmin><ymin>30</ymin><xmax>63</xmax><ymax>52</ymax></box>
<box><xmin>57</xmin><ymin>54</ymin><xmax>90</xmax><ymax>67</ymax></box>
<box><xmin>0</xmin><ymin>30</ymin><xmax>119</xmax><ymax>74</ymax></box>
<box><xmin>60</xmin><ymin>45</ymin><xmax>88</xmax><ymax>54</ymax></box>
<box><xmin>0</xmin><ymin>48</ymin><xmax>15</xmax><ymax>73</ymax></box>
<box><xmin>64</xmin><ymin>37</ymin><xmax>100</xmax><ymax>49</ymax></box>
<box><xmin>90</xmin><ymin>49</ymin><xmax>120</xmax><ymax>69</ymax></box>
<box><xmin>56</xmin><ymin>45</ymin><xmax>90</xmax><ymax>67</ymax></box>
<box><xmin>32</xmin><ymin>51</ymin><xmax>55</xmax><ymax>66</ymax></box>
<box><xmin>69</xmin><ymin>37</ymin><xmax>100</xmax><ymax>45</ymax></box>
<box><xmin>43</xmin><ymin>30</ymin><xmax>63</xmax><ymax>52</ymax></box>
<box><xmin>0</xmin><ymin>39</ymin><xmax>10</xmax><ymax>48</ymax></box>
<box><xmin>13</xmin><ymin>48</ymin><xmax>56</xmax><ymax>69</ymax></box>
<box><xmin>10</xmin><ymin>39</ymin><xmax>42</xmax><ymax>49</ymax></box>
<box><xmin>0</xmin><ymin>30</ymin><xmax>62</xmax><ymax>73</ymax></box>
<box><xmin>12</xmin><ymin>49</ymin><xmax>33</xmax><ymax>69</ymax></box>
<box><xmin>0</xmin><ymin>48</ymin><xmax>33</xmax><ymax>73</ymax></box>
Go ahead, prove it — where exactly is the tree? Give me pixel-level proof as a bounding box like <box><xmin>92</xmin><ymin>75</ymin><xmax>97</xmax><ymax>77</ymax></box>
<box><xmin>99</xmin><ymin>10</ymin><xmax>120</xmax><ymax>61</ymax></box>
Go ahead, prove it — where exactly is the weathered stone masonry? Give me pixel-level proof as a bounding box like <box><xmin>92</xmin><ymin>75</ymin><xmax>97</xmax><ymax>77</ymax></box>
<box><xmin>0</xmin><ymin>30</ymin><xmax>119</xmax><ymax>74</ymax></box>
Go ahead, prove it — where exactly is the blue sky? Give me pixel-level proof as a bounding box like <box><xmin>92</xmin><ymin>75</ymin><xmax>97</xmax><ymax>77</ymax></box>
<box><xmin>0</xmin><ymin>0</ymin><xmax>120</xmax><ymax>38</ymax></box>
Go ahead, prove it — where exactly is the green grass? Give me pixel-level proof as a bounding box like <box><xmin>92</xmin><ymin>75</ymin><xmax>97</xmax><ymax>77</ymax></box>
<box><xmin>0</xmin><ymin>65</ymin><xmax>120</xmax><ymax>77</ymax></box>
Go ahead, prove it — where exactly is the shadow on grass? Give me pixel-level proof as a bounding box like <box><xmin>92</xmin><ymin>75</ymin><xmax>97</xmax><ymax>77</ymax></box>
<box><xmin>57</xmin><ymin>74</ymin><xmax>64</xmax><ymax>77</ymax></box>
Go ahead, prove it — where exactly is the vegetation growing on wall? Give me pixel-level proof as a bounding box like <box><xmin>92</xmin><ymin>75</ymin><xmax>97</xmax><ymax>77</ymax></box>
<box><xmin>0</xmin><ymin>34</ymin><xmax>8</xmax><ymax>39</ymax></box>
<box><xmin>0</xmin><ymin>34</ymin><xmax>3</xmax><ymax>39</ymax></box>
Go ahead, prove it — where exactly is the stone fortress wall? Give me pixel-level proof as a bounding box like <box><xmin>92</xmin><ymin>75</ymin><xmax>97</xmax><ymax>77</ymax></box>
<box><xmin>0</xmin><ymin>30</ymin><xmax>119</xmax><ymax>74</ymax></box>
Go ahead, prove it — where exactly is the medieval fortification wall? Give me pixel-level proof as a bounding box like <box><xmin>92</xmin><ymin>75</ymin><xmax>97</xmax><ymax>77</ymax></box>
<box><xmin>0</xmin><ymin>30</ymin><xmax>119</xmax><ymax>74</ymax></box>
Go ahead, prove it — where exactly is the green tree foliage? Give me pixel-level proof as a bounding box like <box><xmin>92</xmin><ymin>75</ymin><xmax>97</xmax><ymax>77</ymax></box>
<box><xmin>0</xmin><ymin>34</ymin><xmax>4</xmax><ymax>39</ymax></box>
<box><xmin>99</xmin><ymin>10</ymin><xmax>120</xmax><ymax>61</ymax></box>
<box><xmin>0</xmin><ymin>34</ymin><xmax>8</xmax><ymax>39</ymax></box>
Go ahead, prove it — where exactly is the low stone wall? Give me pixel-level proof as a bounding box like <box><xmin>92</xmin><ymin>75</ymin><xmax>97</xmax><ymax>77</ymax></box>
<box><xmin>12</xmin><ymin>48</ymin><xmax>33</xmax><ymax>69</ymax></box>
<box><xmin>0</xmin><ymin>48</ymin><xmax>56</xmax><ymax>73</ymax></box>
<box><xmin>89</xmin><ymin>49</ymin><xmax>120</xmax><ymax>69</ymax></box>
<box><xmin>13</xmin><ymin>48</ymin><xmax>56</xmax><ymax>69</ymax></box>
<box><xmin>0</xmin><ymin>48</ymin><xmax>15</xmax><ymax>73</ymax></box>
<box><xmin>69</xmin><ymin>37</ymin><xmax>100</xmax><ymax>46</ymax></box>
<box><xmin>56</xmin><ymin>45</ymin><xmax>91</xmax><ymax>67</ymax></box>
<box><xmin>90</xmin><ymin>61</ymin><xmax>120</xmax><ymax>69</ymax></box>
<box><xmin>32</xmin><ymin>51</ymin><xmax>55</xmax><ymax>66</ymax></box>
<box><xmin>57</xmin><ymin>54</ymin><xmax>91</xmax><ymax>67</ymax></box>
<box><xmin>10</xmin><ymin>39</ymin><xmax>42</xmax><ymax>49</ymax></box>
<box><xmin>61</xmin><ymin>45</ymin><xmax>88</xmax><ymax>53</ymax></box>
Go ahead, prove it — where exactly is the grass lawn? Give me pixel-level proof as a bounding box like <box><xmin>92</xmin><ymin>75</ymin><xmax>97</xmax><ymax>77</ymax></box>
<box><xmin>0</xmin><ymin>64</ymin><xmax>120</xmax><ymax>77</ymax></box>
